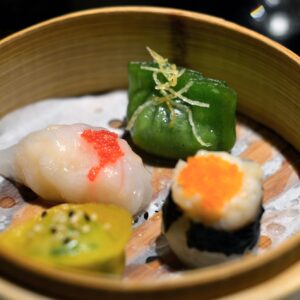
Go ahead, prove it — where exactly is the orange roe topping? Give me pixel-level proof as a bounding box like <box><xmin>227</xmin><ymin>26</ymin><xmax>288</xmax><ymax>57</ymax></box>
<box><xmin>178</xmin><ymin>155</ymin><xmax>243</xmax><ymax>224</ymax></box>
<box><xmin>81</xmin><ymin>129</ymin><xmax>124</xmax><ymax>182</ymax></box>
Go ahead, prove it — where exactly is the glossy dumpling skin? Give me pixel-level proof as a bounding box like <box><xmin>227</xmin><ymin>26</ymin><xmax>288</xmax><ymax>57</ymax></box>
<box><xmin>127</xmin><ymin>48</ymin><xmax>237</xmax><ymax>159</ymax></box>
<box><xmin>0</xmin><ymin>124</ymin><xmax>152</xmax><ymax>215</ymax></box>
<box><xmin>0</xmin><ymin>203</ymin><xmax>132</xmax><ymax>274</ymax></box>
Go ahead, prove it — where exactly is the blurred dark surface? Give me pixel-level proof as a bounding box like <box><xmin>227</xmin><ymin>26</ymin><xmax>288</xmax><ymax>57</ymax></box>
<box><xmin>0</xmin><ymin>0</ymin><xmax>299</xmax><ymax>55</ymax></box>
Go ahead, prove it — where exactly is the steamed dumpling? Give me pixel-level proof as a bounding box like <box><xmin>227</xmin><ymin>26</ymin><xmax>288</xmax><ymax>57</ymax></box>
<box><xmin>0</xmin><ymin>124</ymin><xmax>152</xmax><ymax>215</ymax></box>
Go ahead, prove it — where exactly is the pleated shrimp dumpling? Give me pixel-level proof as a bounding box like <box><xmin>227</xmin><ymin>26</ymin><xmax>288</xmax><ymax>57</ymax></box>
<box><xmin>0</xmin><ymin>124</ymin><xmax>152</xmax><ymax>215</ymax></box>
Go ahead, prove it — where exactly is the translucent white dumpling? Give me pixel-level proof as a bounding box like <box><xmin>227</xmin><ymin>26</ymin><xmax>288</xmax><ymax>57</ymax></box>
<box><xmin>0</xmin><ymin>124</ymin><xmax>152</xmax><ymax>215</ymax></box>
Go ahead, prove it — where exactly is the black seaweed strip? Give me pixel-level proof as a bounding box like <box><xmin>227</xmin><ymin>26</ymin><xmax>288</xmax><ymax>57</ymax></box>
<box><xmin>162</xmin><ymin>193</ymin><xmax>264</xmax><ymax>256</ymax></box>
<box><xmin>162</xmin><ymin>192</ymin><xmax>183</xmax><ymax>231</ymax></box>
<box><xmin>187</xmin><ymin>206</ymin><xmax>264</xmax><ymax>256</ymax></box>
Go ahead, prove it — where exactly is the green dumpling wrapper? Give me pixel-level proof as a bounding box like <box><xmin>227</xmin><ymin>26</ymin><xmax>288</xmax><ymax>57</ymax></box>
<box><xmin>127</xmin><ymin>49</ymin><xmax>237</xmax><ymax>159</ymax></box>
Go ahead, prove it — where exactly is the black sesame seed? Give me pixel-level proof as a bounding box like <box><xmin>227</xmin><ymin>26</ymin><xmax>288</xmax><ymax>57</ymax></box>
<box><xmin>84</xmin><ymin>213</ymin><xmax>91</xmax><ymax>222</ymax></box>
<box><xmin>63</xmin><ymin>237</ymin><xmax>71</xmax><ymax>245</ymax></box>
<box><xmin>145</xmin><ymin>256</ymin><xmax>158</xmax><ymax>263</ymax></box>
<box><xmin>41</xmin><ymin>211</ymin><xmax>47</xmax><ymax>218</ymax></box>
<box><xmin>155</xmin><ymin>210</ymin><xmax>159</xmax><ymax>213</ymax></box>
<box><xmin>68</xmin><ymin>210</ymin><xmax>75</xmax><ymax>218</ymax></box>
<box><xmin>50</xmin><ymin>227</ymin><xmax>57</xmax><ymax>234</ymax></box>
<box><xmin>134</xmin><ymin>217</ymin><xmax>139</xmax><ymax>224</ymax></box>
<box><xmin>144</xmin><ymin>212</ymin><xmax>149</xmax><ymax>220</ymax></box>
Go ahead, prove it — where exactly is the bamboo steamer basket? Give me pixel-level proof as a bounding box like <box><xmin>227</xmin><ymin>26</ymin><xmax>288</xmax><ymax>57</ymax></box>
<box><xmin>0</xmin><ymin>6</ymin><xmax>299</xmax><ymax>300</ymax></box>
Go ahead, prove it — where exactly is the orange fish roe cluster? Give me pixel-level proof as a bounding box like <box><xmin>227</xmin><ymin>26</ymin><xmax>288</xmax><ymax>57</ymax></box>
<box><xmin>178</xmin><ymin>155</ymin><xmax>243</xmax><ymax>223</ymax></box>
<box><xmin>81</xmin><ymin>129</ymin><xmax>124</xmax><ymax>182</ymax></box>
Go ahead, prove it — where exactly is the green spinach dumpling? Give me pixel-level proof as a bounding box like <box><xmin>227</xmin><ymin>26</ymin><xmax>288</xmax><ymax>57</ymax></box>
<box><xmin>127</xmin><ymin>48</ymin><xmax>236</xmax><ymax>159</ymax></box>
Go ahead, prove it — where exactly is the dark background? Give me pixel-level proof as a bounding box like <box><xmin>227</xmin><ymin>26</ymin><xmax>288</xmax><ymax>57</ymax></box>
<box><xmin>0</xmin><ymin>0</ymin><xmax>299</xmax><ymax>55</ymax></box>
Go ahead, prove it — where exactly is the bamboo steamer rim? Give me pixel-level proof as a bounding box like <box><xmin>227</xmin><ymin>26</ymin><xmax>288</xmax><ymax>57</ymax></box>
<box><xmin>1</xmin><ymin>6</ymin><xmax>299</xmax><ymax>64</ymax></box>
<box><xmin>0</xmin><ymin>6</ymin><xmax>299</xmax><ymax>297</ymax></box>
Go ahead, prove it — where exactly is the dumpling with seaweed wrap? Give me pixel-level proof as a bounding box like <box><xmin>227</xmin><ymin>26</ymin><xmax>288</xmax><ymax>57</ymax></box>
<box><xmin>127</xmin><ymin>48</ymin><xmax>237</xmax><ymax>159</ymax></box>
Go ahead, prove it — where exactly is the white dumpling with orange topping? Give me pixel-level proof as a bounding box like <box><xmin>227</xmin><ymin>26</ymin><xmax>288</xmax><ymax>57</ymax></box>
<box><xmin>0</xmin><ymin>124</ymin><xmax>152</xmax><ymax>215</ymax></box>
<box><xmin>162</xmin><ymin>150</ymin><xmax>264</xmax><ymax>267</ymax></box>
